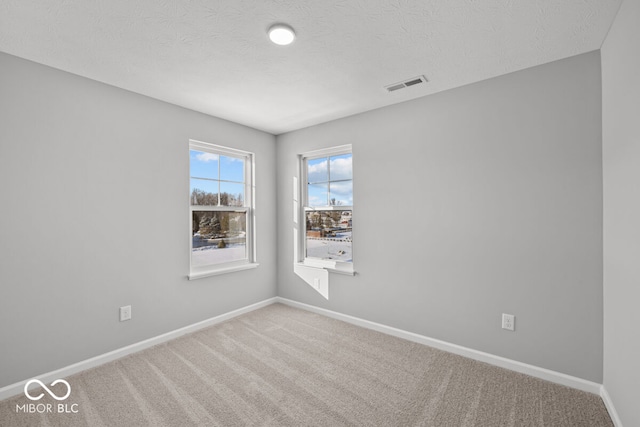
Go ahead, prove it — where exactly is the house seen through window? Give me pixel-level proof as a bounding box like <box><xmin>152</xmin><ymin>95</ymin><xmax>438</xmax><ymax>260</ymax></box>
<box><xmin>302</xmin><ymin>146</ymin><xmax>353</xmax><ymax>266</ymax></box>
<box><xmin>189</xmin><ymin>140</ymin><xmax>255</xmax><ymax>278</ymax></box>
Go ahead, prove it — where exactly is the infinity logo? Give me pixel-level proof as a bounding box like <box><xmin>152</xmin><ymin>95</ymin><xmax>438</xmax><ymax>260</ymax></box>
<box><xmin>24</xmin><ymin>379</ymin><xmax>71</xmax><ymax>401</ymax></box>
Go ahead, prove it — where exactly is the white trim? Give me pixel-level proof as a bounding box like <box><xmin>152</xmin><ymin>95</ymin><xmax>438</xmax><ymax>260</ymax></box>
<box><xmin>304</xmin><ymin>205</ymin><xmax>353</xmax><ymax>211</ymax></box>
<box><xmin>299</xmin><ymin>146</ymin><xmax>354</xmax><ymax>271</ymax></box>
<box><xmin>301</xmin><ymin>144</ymin><xmax>352</xmax><ymax>160</ymax></box>
<box><xmin>0</xmin><ymin>295</ymin><xmax>609</xmax><ymax>407</ymax></box>
<box><xmin>189</xmin><ymin>140</ymin><xmax>256</xmax><ymax>276</ymax></box>
<box><xmin>300</xmin><ymin>260</ymin><xmax>355</xmax><ymax>276</ymax></box>
<box><xmin>600</xmin><ymin>386</ymin><xmax>624</xmax><ymax>427</ymax></box>
<box><xmin>0</xmin><ymin>297</ymin><xmax>277</xmax><ymax>401</ymax></box>
<box><xmin>189</xmin><ymin>139</ymin><xmax>253</xmax><ymax>159</ymax></box>
<box><xmin>325</xmin><ymin>266</ymin><xmax>356</xmax><ymax>276</ymax></box>
<box><xmin>188</xmin><ymin>262</ymin><xmax>259</xmax><ymax>280</ymax></box>
<box><xmin>301</xmin><ymin>258</ymin><xmax>338</xmax><ymax>270</ymax></box>
<box><xmin>275</xmin><ymin>297</ymin><xmax>603</xmax><ymax>395</ymax></box>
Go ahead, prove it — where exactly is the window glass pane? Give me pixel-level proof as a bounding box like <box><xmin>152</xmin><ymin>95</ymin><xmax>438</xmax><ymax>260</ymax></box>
<box><xmin>305</xmin><ymin>210</ymin><xmax>352</xmax><ymax>262</ymax></box>
<box><xmin>329</xmin><ymin>180</ymin><xmax>353</xmax><ymax>206</ymax></box>
<box><xmin>190</xmin><ymin>150</ymin><xmax>218</xmax><ymax>180</ymax></box>
<box><xmin>220</xmin><ymin>182</ymin><xmax>245</xmax><ymax>207</ymax></box>
<box><xmin>329</xmin><ymin>153</ymin><xmax>352</xmax><ymax>181</ymax></box>
<box><xmin>192</xmin><ymin>211</ymin><xmax>247</xmax><ymax>266</ymax></box>
<box><xmin>307</xmin><ymin>183</ymin><xmax>328</xmax><ymax>207</ymax></box>
<box><xmin>307</xmin><ymin>157</ymin><xmax>328</xmax><ymax>183</ymax></box>
<box><xmin>190</xmin><ymin>178</ymin><xmax>218</xmax><ymax>206</ymax></box>
<box><xmin>220</xmin><ymin>155</ymin><xmax>244</xmax><ymax>183</ymax></box>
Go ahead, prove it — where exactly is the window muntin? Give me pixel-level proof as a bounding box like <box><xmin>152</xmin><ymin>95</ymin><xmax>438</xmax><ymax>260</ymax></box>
<box><xmin>190</xmin><ymin>151</ymin><xmax>245</xmax><ymax>207</ymax></box>
<box><xmin>306</xmin><ymin>154</ymin><xmax>353</xmax><ymax>207</ymax></box>
<box><xmin>189</xmin><ymin>141</ymin><xmax>254</xmax><ymax>276</ymax></box>
<box><xmin>302</xmin><ymin>147</ymin><xmax>353</xmax><ymax>266</ymax></box>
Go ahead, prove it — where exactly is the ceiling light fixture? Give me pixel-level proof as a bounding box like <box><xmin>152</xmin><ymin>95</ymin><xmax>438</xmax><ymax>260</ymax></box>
<box><xmin>268</xmin><ymin>24</ymin><xmax>296</xmax><ymax>46</ymax></box>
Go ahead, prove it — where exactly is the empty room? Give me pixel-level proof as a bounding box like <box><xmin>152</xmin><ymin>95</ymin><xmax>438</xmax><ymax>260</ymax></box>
<box><xmin>0</xmin><ymin>0</ymin><xmax>638</xmax><ymax>426</ymax></box>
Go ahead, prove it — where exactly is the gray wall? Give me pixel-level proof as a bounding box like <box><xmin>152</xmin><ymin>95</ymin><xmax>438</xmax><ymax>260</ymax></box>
<box><xmin>277</xmin><ymin>51</ymin><xmax>604</xmax><ymax>382</ymax></box>
<box><xmin>602</xmin><ymin>0</ymin><xmax>640</xmax><ymax>424</ymax></box>
<box><xmin>0</xmin><ymin>46</ymin><xmax>608</xmax><ymax>391</ymax></box>
<box><xmin>0</xmin><ymin>52</ymin><xmax>277</xmax><ymax>388</ymax></box>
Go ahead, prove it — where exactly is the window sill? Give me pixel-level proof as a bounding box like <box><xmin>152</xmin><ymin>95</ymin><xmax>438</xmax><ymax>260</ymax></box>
<box><xmin>188</xmin><ymin>263</ymin><xmax>259</xmax><ymax>280</ymax></box>
<box><xmin>299</xmin><ymin>260</ymin><xmax>355</xmax><ymax>276</ymax></box>
<box><xmin>326</xmin><ymin>266</ymin><xmax>356</xmax><ymax>276</ymax></box>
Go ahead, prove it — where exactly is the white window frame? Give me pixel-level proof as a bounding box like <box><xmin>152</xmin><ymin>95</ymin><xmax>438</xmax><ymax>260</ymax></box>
<box><xmin>188</xmin><ymin>140</ymin><xmax>257</xmax><ymax>280</ymax></box>
<box><xmin>298</xmin><ymin>144</ymin><xmax>354</xmax><ymax>275</ymax></box>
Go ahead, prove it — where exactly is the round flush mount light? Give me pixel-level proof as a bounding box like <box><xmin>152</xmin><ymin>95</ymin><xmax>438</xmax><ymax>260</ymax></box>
<box><xmin>268</xmin><ymin>24</ymin><xmax>296</xmax><ymax>45</ymax></box>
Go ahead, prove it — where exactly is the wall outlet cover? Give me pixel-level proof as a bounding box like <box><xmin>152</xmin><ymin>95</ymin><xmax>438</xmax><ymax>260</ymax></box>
<box><xmin>120</xmin><ymin>305</ymin><xmax>132</xmax><ymax>322</ymax></box>
<box><xmin>502</xmin><ymin>313</ymin><xmax>515</xmax><ymax>331</ymax></box>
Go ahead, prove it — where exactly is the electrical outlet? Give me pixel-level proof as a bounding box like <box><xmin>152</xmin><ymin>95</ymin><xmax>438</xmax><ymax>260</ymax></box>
<box><xmin>120</xmin><ymin>305</ymin><xmax>132</xmax><ymax>322</ymax></box>
<box><xmin>502</xmin><ymin>313</ymin><xmax>515</xmax><ymax>331</ymax></box>
<box><xmin>313</xmin><ymin>278</ymin><xmax>320</xmax><ymax>289</ymax></box>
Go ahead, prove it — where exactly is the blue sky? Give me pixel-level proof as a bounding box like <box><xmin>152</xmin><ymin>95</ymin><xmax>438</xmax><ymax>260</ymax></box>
<box><xmin>190</xmin><ymin>150</ymin><xmax>245</xmax><ymax>202</ymax></box>
<box><xmin>307</xmin><ymin>154</ymin><xmax>353</xmax><ymax>207</ymax></box>
<box><xmin>190</xmin><ymin>150</ymin><xmax>352</xmax><ymax>207</ymax></box>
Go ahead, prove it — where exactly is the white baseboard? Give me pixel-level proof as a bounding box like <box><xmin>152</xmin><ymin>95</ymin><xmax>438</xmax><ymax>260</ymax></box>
<box><xmin>1</xmin><ymin>295</ymin><xmax>609</xmax><ymax>408</ymax></box>
<box><xmin>600</xmin><ymin>386</ymin><xmax>624</xmax><ymax>427</ymax></box>
<box><xmin>275</xmin><ymin>297</ymin><xmax>603</xmax><ymax>395</ymax></box>
<box><xmin>0</xmin><ymin>297</ymin><xmax>278</xmax><ymax>401</ymax></box>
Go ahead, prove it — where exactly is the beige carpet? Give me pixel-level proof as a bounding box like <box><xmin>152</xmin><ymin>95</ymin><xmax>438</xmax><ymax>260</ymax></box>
<box><xmin>1</xmin><ymin>303</ymin><xmax>612</xmax><ymax>426</ymax></box>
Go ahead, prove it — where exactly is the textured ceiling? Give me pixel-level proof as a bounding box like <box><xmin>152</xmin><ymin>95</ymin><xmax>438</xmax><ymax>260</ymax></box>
<box><xmin>0</xmin><ymin>0</ymin><xmax>622</xmax><ymax>135</ymax></box>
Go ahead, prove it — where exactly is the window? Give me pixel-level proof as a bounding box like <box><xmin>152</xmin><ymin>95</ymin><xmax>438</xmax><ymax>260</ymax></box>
<box><xmin>189</xmin><ymin>140</ymin><xmax>256</xmax><ymax>279</ymax></box>
<box><xmin>300</xmin><ymin>145</ymin><xmax>353</xmax><ymax>273</ymax></box>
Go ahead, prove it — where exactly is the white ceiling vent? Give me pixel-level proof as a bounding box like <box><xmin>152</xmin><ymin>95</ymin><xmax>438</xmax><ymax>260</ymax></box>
<box><xmin>385</xmin><ymin>75</ymin><xmax>428</xmax><ymax>92</ymax></box>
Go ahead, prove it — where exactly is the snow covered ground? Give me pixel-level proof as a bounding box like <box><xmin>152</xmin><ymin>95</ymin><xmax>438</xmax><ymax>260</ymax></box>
<box><xmin>191</xmin><ymin>233</ymin><xmax>352</xmax><ymax>266</ymax></box>
<box><xmin>306</xmin><ymin>231</ymin><xmax>352</xmax><ymax>262</ymax></box>
<box><xmin>191</xmin><ymin>243</ymin><xmax>246</xmax><ymax>266</ymax></box>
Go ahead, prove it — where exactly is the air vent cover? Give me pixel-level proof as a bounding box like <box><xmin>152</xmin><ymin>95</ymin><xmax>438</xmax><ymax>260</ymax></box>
<box><xmin>385</xmin><ymin>75</ymin><xmax>428</xmax><ymax>92</ymax></box>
